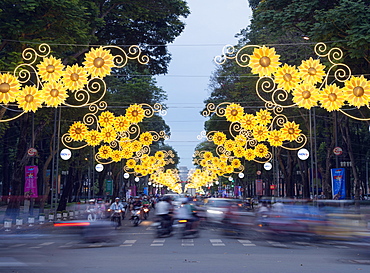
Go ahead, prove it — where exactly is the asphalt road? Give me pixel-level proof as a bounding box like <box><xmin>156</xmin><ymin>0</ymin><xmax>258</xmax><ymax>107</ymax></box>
<box><xmin>1</xmin><ymin>214</ymin><xmax>370</xmax><ymax>273</ymax></box>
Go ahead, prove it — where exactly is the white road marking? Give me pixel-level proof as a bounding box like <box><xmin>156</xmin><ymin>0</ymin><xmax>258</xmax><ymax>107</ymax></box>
<box><xmin>151</xmin><ymin>239</ymin><xmax>165</xmax><ymax>246</ymax></box>
<box><xmin>267</xmin><ymin>241</ymin><xmax>287</xmax><ymax>248</ymax></box>
<box><xmin>210</xmin><ymin>239</ymin><xmax>225</xmax><ymax>246</ymax></box>
<box><xmin>120</xmin><ymin>240</ymin><xmax>137</xmax><ymax>247</ymax></box>
<box><xmin>238</xmin><ymin>239</ymin><xmax>256</xmax><ymax>246</ymax></box>
<box><xmin>182</xmin><ymin>239</ymin><xmax>194</xmax><ymax>247</ymax></box>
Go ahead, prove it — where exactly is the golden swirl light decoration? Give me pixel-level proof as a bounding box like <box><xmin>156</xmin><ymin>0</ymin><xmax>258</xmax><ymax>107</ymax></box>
<box><xmin>62</xmin><ymin>103</ymin><xmax>168</xmax><ymax>165</ymax></box>
<box><xmin>214</xmin><ymin>43</ymin><xmax>370</xmax><ymax>120</ymax></box>
<box><xmin>202</xmin><ymin>102</ymin><xmax>304</xmax><ymax>166</ymax></box>
<box><xmin>0</xmin><ymin>44</ymin><xmax>149</xmax><ymax>123</ymax></box>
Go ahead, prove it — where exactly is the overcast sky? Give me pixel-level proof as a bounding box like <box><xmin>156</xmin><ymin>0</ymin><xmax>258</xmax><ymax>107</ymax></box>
<box><xmin>156</xmin><ymin>0</ymin><xmax>252</xmax><ymax>170</ymax></box>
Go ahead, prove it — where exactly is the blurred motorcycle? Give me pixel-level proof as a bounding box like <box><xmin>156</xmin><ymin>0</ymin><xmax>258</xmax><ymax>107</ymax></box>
<box><xmin>131</xmin><ymin>207</ymin><xmax>142</xmax><ymax>226</ymax></box>
<box><xmin>143</xmin><ymin>204</ymin><xmax>150</xmax><ymax>220</ymax></box>
<box><xmin>108</xmin><ymin>208</ymin><xmax>122</xmax><ymax>228</ymax></box>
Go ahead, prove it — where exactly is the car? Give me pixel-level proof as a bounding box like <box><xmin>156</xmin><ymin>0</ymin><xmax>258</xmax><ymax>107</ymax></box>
<box><xmin>203</xmin><ymin>198</ymin><xmax>244</xmax><ymax>224</ymax></box>
<box><xmin>163</xmin><ymin>193</ymin><xmax>185</xmax><ymax>207</ymax></box>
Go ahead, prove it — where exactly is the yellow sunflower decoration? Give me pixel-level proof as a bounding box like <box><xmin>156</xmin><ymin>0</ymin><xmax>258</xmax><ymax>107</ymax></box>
<box><xmin>16</xmin><ymin>86</ymin><xmax>44</xmax><ymax>113</ymax></box>
<box><xmin>99</xmin><ymin>111</ymin><xmax>115</xmax><ymax>128</ymax></box>
<box><xmin>343</xmin><ymin>76</ymin><xmax>370</xmax><ymax>108</ymax></box>
<box><xmin>111</xmin><ymin>150</ymin><xmax>123</xmax><ymax>162</ymax></box>
<box><xmin>292</xmin><ymin>83</ymin><xmax>319</xmax><ymax>109</ymax></box>
<box><xmin>125</xmin><ymin>104</ymin><xmax>145</xmax><ymax>124</ymax></box>
<box><xmin>274</xmin><ymin>64</ymin><xmax>300</xmax><ymax>91</ymax></box>
<box><xmin>121</xmin><ymin>147</ymin><xmax>133</xmax><ymax>159</ymax></box>
<box><xmin>298</xmin><ymin>57</ymin><xmax>326</xmax><ymax>85</ymax></box>
<box><xmin>245</xmin><ymin>149</ymin><xmax>256</xmax><ymax>161</ymax></box>
<box><xmin>212</xmin><ymin>132</ymin><xmax>227</xmax><ymax>146</ymax></box>
<box><xmin>85</xmin><ymin>130</ymin><xmax>102</xmax><ymax>146</ymax></box>
<box><xmin>0</xmin><ymin>73</ymin><xmax>21</xmax><ymax>103</ymax></box>
<box><xmin>253</xmin><ymin>125</ymin><xmax>269</xmax><ymax>141</ymax></box>
<box><xmin>225</xmin><ymin>103</ymin><xmax>244</xmax><ymax>122</ymax></box>
<box><xmin>139</xmin><ymin>132</ymin><xmax>153</xmax><ymax>146</ymax></box>
<box><xmin>234</xmin><ymin>146</ymin><xmax>246</xmax><ymax>158</ymax></box>
<box><xmin>41</xmin><ymin>81</ymin><xmax>68</xmax><ymax>107</ymax></box>
<box><xmin>254</xmin><ymin>143</ymin><xmax>268</xmax><ymax>158</ymax></box>
<box><xmin>37</xmin><ymin>55</ymin><xmax>65</xmax><ymax>82</ymax></box>
<box><xmin>62</xmin><ymin>64</ymin><xmax>88</xmax><ymax>91</ymax></box>
<box><xmin>281</xmin><ymin>121</ymin><xmax>301</xmax><ymax>142</ymax></box>
<box><xmin>240</xmin><ymin>114</ymin><xmax>257</xmax><ymax>130</ymax></box>
<box><xmin>231</xmin><ymin>159</ymin><xmax>241</xmax><ymax>169</ymax></box>
<box><xmin>155</xmin><ymin>151</ymin><xmax>165</xmax><ymax>160</ymax></box>
<box><xmin>131</xmin><ymin>140</ymin><xmax>143</xmax><ymax>152</ymax></box>
<box><xmin>83</xmin><ymin>47</ymin><xmax>114</xmax><ymax>78</ymax></box>
<box><xmin>126</xmin><ymin>159</ymin><xmax>137</xmax><ymax>169</ymax></box>
<box><xmin>100</xmin><ymin>126</ymin><xmax>117</xmax><ymax>143</ymax></box>
<box><xmin>248</xmin><ymin>45</ymin><xmax>281</xmax><ymax>76</ymax></box>
<box><xmin>224</xmin><ymin>140</ymin><xmax>236</xmax><ymax>151</ymax></box>
<box><xmin>268</xmin><ymin>130</ymin><xmax>284</xmax><ymax>147</ymax></box>
<box><xmin>98</xmin><ymin>145</ymin><xmax>112</xmax><ymax>159</ymax></box>
<box><xmin>69</xmin><ymin>121</ymin><xmax>88</xmax><ymax>141</ymax></box>
<box><xmin>319</xmin><ymin>83</ymin><xmax>345</xmax><ymax>112</ymax></box>
<box><xmin>114</xmin><ymin>116</ymin><xmax>131</xmax><ymax>132</ymax></box>
<box><xmin>255</xmin><ymin>109</ymin><xmax>272</xmax><ymax>126</ymax></box>
<box><xmin>203</xmin><ymin>151</ymin><xmax>213</xmax><ymax>160</ymax></box>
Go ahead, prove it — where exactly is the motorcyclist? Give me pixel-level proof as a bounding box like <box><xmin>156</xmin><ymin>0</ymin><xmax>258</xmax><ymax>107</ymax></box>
<box><xmin>176</xmin><ymin>198</ymin><xmax>199</xmax><ymax>231</ymax></box>
<box><xmin>110</xmin><ymin>197</ymin><xmax>124</xmax><ymax>226</ymax></box>
<box><xmin>130</xmin><ymin>196</ymin><xmax>143</xmax><ymax>220</ymax></box>
<box><xmin>155</xmin><ymin>196</ymin><xmax>173</xmax><ymax>231</ymax></box>
<box><xmin>86</xmin><ymin>199</ymin><xmax>97</xmax><ymax>221</ymax></box>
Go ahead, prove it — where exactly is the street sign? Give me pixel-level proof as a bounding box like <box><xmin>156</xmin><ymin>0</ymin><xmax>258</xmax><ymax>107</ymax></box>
<box><xmin>60</xmin><ymin>149</ymin><xmax>71</xmax><ymax>160</ymax></box>
<box><xmin>105</xmin><ymin>179</ymin><xmax>113</xmax><ymax>195</ymax></box>
<box><xmin>297</xmin><ymin>148</ymin><xmax>309</xmax><ymax>160</ymax></box>
<box><xmin>333</xmin><ymin>146</ymin><xmax>343</xmax><ymax>156</ymax></box>
<box><xmin>27</xmin><ymin>148</ymin><xmax>37</xmax><ymax>157</ymax></box>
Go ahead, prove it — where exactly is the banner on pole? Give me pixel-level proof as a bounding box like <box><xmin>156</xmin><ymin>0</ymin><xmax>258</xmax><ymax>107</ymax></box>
<box><xmin>331</xmin><ymin>168</ymin><xmax>346</xmax><ymax>199</ymax></box>
<box><xmin>25</xmin><ymin>165</ymin><xmax>38</xmax><ymax>198</ymax></box>
<box><xmin>256</xmin><ymin>179</ymin><xmax>263</xmax><ymax>196</ymax></box>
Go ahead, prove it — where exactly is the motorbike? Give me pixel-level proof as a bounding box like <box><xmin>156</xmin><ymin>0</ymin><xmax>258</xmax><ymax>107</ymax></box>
<box><xmin>108</xmin><ymin>208</ymin><xmax>122</xmax><ymax>229</ymax></box>
<box><xmin>153</xmin><ymin>216</ymin><xmax>173</xmax><ymax>238</ymax></box>
<box><xmin>130</xmin><ymin>207</ymin><xmax>142</xmax><ymax>226</ymax></box>
<box><xmin>143</xmin><ymin>204</ymin><xmax>150</xmax><ymax>220</ymax></box>
<box><xmin>176</xmin><ymin>218</ymin><xmax>199</xmax><ymax>238</ymax></box>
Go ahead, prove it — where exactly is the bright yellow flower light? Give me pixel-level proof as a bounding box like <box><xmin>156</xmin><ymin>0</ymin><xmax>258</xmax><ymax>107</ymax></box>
<box><xmin>343</xmin><ymin>75</ymin><xmax>370</xmax><ymax>108</ymax></box>
<box><xmin>253</xmin><ymin>125</ymin><xmax>269</xmax><ymax>141</ymax></box>
<box><xmin>111</xmin><ymin>150</ymin><xmax>123</xmax><ymax>162</ymax></box>
<box><xmin>101</xmin><ymin>126</ymin><xmax>117</xmax><ymax>143</ymax></box>
<box><xmin>274</xmin><ymin>64</ymin><xmax>300</xmax><ymax>91</ymax></box>
<box><xmin>224</xmin><ymin>140</ymin><xmax>236</xmax><ymax>151</ymax></box>
<box><xmin>131</xmin><ymin>140</ymin><xmax>142</xmax><ymax>152</ymax></box>
<box><xmin>292</xmin><ymin>83</ymin><xmax>319</xmax><ymax>109</ymax></box>
<box><xmin>213</xmin><ymin>132</ymin><xmax>227</xmax><ymax>146</ymax></box>
<box><xmin>203</xmin><ymin>151</ymin><xmax>213</xmax><ymax>160</ymax></box>
<box><xmin>319</xmin><ymin>83</ymin><xmax>345</xmax><ymax>112</ymax></box>
<box><xmin>16</xmin><ymin>86</ymin><xmax>44</xmax><ymax>113</ymax></box>
<box><xmin>83</xmin><ymin>47</ymin><xmax>114</xmax><ymax>78</ymax></box>
<box><xmin>37</xmin><ymin>55</ymin><xmax>64</xmax><ymax>82</ymax></box>
<box><xmin>98</xmin><ymin>145</ymin><xmax>112</xmax><ymax>159</ymax></box>
<box><xmin>69</xmin><ymin>121</ymin><xmax>88</xmax><ymax>142</ymax></box>
<box><xmin>85</xmin><ymin>130</ymin><xmax>102</xmax><ymax>146</ymax></box>
<box><xmin>255</xmin><ymin>109</ymin><xmax>272</xmax><ymax>126</ymax></box>
<box><xmin>0</xmin><ymin>73</ymin><xmax>21</xmax><ymax>103</ymax></box>
<box><xmin>231</xmin><ymin>159</ymin><xmax>241</xmax><ymax>168</ymax></box>
<box><xmin>155</xmin><ymin>151</ymin><xmax>165</xmax><ymax>160</ymax></box>
<box><xmin>245</xmin><ymin>149</ymin><xmax>256</xmax><ymax>161</ymax></box>
<box><xmin>122</xmin><ymin>147</ymin><xmax>133</xmax><ymax>159</ymax></box>
<box><xmin>268</xmin><ymin>130</ymin><xmax>284</xmax><ymax>146</ymax></box>
<box><xmin>62</xmin><ymin>64</ymin><xmax>88</xmax><ymax>91</ymax></box>
<box><xmin>254</xmin><ymin>143</ymin><xmax>268</xmax><ymax>158</ymax></box>
<box><xmin>234</xmin><ymin>146</ymin><xmax>245</xmax><ymax>158</ymax></box>
<box><xmin>281</xmin><ymin>121</ymin><xmax>301</xmax><ymax>142</ymax></box>
<box><xmin>298</xmin><ymin>57</ymin><xmax>326</xmax><ymax>85</ymax></box>
<box><xmin>248</xmin><ymin>46</ymin><xmax>281</xmax><ymax>76</ymax></box>
<box><xmin>139</xmin><ymin>132</ymin><xmax>153</xmax><ymax>146</ymax></box>
<box><xmin>125</xmin><ymin>104</ymin><xmax>145</xmax><ymax>123</ymax></box>
<box><xmin>240</xmin><ymin>114</ymin><xmax>257</xmax><ymax>130</ymax></box>
<box><xmin>126</xmin><ymin>159</ymin><xmax>137</xmax><ymax>169</ymax></box>
<box><xmin>225</xmin><ymin>103</ymin><xmax>244</xmax><ymax>123</ymax></box>
<box><xmin>41</xmin><ymin>81</ymin><xmax>68</xmax><ymax>107</ymax></box>
<box><xmin>114</xmin><ymin>115</ymin><xmax>131</xmax><ymax>132</ymax></box>
<box><xmin>99</xmin><ymin>111</ymin><xmax>115</xmax><ymax>128</ymax></box>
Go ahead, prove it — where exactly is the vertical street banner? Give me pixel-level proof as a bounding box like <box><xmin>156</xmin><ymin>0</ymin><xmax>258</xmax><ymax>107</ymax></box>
<box><xmin>105</xmin><ymin>179</ymin><xmax>113</xmax><ymax>195</ymax></box>
<box><xmin>256</xmin><ymin>179</ymin><xmax>263</xmax><ymax>196</ymax></box>
<box><xmin>331</xmin><ymin>168</ymin><xmax>346</xmax><ymax>199</ymax></box>
<box><xmin>25</xmin><ymin>165</ymin><xmax>38</xmax><ymax>198</ymax></box>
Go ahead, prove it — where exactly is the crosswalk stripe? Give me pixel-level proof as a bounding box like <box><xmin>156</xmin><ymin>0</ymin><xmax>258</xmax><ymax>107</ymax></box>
<box><xmin>182</xmin><ymin>239</ymin><xmax>194</xmax><ymax>247</ymax></box>
<box><xmin>238</xmin><ymin>239</ymin><xmax>256</xmax><ymax>246</ymax></box>
<box><xmin>210</xmin><ymin>239</ymin><xmax>225</xmax><ymax>246</ymax></box>
<box><xmin>267</xmin><ymin>241</ymin><xmax>287</xmax><ymax>248</ymax></box>
<box><xmin>151</xmin><ymin>239</ymin><xmax>165</xmax><ymax>247</ymax></box>
<box><xmin>120</xmin><ymin>240</ymin><xmax>137</xmax><ymax>247</ymax></box>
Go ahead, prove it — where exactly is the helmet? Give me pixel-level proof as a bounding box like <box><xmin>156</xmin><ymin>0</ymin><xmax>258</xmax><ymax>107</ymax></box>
<box><xmin>115</xmin><ymin>197</ymin><xmax>120</xmax><ymax>200</ymax></box>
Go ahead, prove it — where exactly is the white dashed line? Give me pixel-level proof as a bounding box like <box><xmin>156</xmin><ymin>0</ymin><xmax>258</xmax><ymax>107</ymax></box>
<box><xmin>151</xmin><ymin>239</ymin><xmax>165</xmax><ymax>247</ymax></box>
<box><xmin>120</xmin><ymin>240</ymin><xmax>137</xmax><ymax>247</ymax></box>
<box><xmin>182</xmin><ymin>239</ymin><xmax>194</xmax><ymax>247</ymax></box>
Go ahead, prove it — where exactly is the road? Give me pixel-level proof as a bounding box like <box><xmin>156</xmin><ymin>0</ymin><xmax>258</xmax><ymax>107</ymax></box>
<box><xmin>1</xmin><ymin>214</ymin><xmax>370</xmax><ymax>273</ymax></box>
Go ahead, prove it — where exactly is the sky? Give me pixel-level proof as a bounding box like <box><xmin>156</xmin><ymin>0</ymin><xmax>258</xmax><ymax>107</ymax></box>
<box><xmin>156</xmin><ymin>0</ymin><xmax>252</xmax><ymax>170</ymax></box>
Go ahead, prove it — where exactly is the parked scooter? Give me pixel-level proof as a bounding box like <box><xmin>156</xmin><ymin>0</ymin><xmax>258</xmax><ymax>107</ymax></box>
<box><xmin>130</xmin><ymin>207</ymin><xmax>142</xmax><ymax>226</ymax></box>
